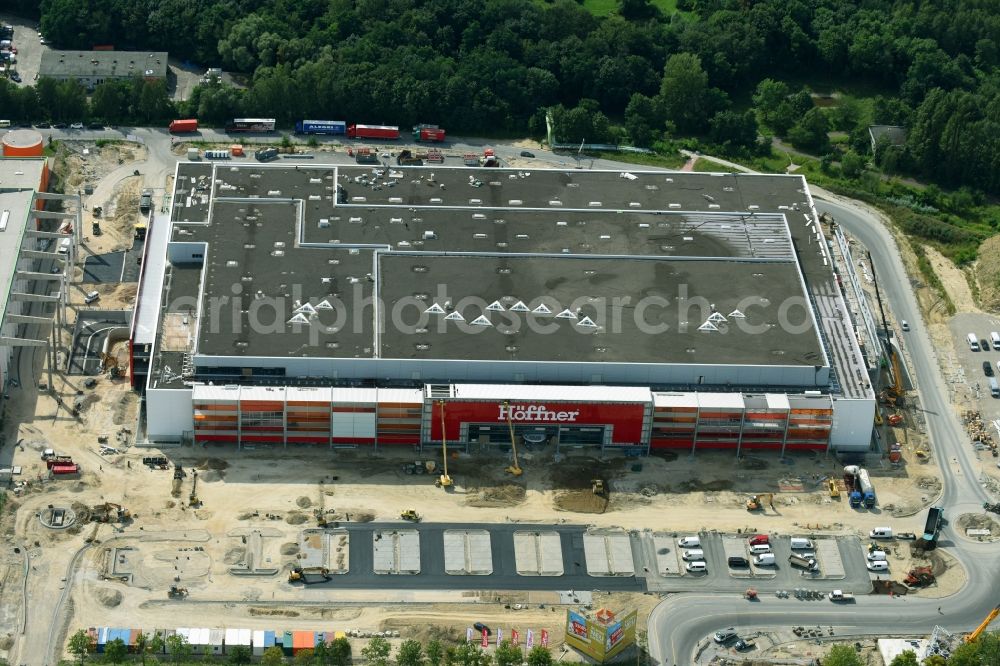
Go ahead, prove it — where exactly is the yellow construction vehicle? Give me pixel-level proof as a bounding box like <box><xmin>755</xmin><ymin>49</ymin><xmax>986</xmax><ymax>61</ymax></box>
<box><xmin>965</xmin><ymin>605</ymin><xmax>1000</xmax><ymax>643</ymax></box>
<box><xmin>502</xmin><ymin>401</ymin><xmax>523</xmax><ymax>477</ymax></box>
<box><xmin>435</xmin><ymin>400</ymin><xmax>453</xmax><ymax>488</ymax></box>
<box><xmin>746</xmin><ymin>493</ymin><xmax>774</xmax><ymax>512</ymax></box>
<box><xmin>91</xmin><ymin>502</ymin><xmax>131</xmax><ymax>523</ymax></box>
<box><xmin>167</xmin><ymin>585</ymin><xmax>188</xmax><ymax>599</ymax></box>
<box><xmin>400</xmin><ymin>509</ymin><xmax>421</xmax><ymax>522</ymax></box>
<box><xmin>592</xmin><ymin>479</ymin><xmax>606</xmax><ymax>497</ymax></box>
<box><xmin>828</xmin><ymin>479</ymin><xmax>840</xmax><ymax>498</ymax></box>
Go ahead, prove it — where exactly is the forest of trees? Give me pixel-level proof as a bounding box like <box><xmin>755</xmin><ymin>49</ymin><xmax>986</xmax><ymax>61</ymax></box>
<box><xmin>0</xmin><ymin>0</ymin><xmax>998</xmax><ymax>196</ymax></box>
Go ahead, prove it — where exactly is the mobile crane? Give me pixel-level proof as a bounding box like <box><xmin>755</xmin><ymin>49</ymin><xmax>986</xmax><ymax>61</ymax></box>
<box><xmin>965</xmin><ymin>605</ymin><xmax>1000</xmax><ymax>643</ymax></box>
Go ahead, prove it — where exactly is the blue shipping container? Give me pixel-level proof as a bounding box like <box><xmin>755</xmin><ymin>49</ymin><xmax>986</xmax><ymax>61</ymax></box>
<box><xmin>264</xmin><ymin>631</ymin><xmax>276</xmax><ymax>648</ymax></box>
<box><xmin>296</xmin><ymin>120</ymin><xmax>346</xmax><ymax>135</ymax></box>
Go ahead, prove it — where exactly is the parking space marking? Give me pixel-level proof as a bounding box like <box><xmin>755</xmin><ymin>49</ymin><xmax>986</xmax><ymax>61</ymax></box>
<box><xmin>652</xmin><ymin>534</ymin><xmax>681</xmax><ymax>576</ymax></box>
<box><xmin>721</xmin><ymin>537</ymin><xmax>753</xmax><ymax>578</ymax></box>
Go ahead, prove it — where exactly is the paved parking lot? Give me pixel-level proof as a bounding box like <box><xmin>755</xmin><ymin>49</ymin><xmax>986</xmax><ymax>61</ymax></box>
<box><xmin>948</xmin><ymin>313</ymin><xmax>1000</xmax><ymax>422</ymax></box>
<box><xmin>0</xmin><ymin>14</ymin><xmax>43</xmax><ymax>88</ymax></box>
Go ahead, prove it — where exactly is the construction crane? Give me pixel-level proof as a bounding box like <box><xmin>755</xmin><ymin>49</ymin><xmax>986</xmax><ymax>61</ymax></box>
<box><xmin>746</xmin><ymin>493</ymin><xmax>774</xmax><ymax>512</ymax></box>
<box><xmin>965</xmin><ymin>605</ymin><xmax>1000</xmax><ymax>643</ymax></box>
<box><xmin>502</xmin><ymin>401</ymin><xmax>522</xmax><ymax>477</ymax></box>
<box><xmin>435</xmin><ymin>400</ymin><xmax>453</xmax><ymax>488</ymax></box>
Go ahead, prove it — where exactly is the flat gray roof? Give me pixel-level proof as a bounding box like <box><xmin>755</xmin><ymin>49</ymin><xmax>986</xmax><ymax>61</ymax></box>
<box><xmin>161</xmin><ymin>164</ymin><xmax>832</xmax><ymax>369</ymax></box>
<box><xmin>40</xmin><ymin>50</ymin><xmax>168</xmax><ymax>80</ymax></box>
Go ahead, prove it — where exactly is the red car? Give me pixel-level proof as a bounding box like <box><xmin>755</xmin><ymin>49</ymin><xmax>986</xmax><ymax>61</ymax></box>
<box><xmin>748</xmin><ymin>534</ymin><xmax>770</xmax><ymax>546</ymax></box>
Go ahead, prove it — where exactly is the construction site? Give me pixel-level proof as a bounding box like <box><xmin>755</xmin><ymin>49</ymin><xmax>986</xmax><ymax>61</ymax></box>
<box><xmin>0</xmin><ymin>133</ymin><xmax>997</xmax><ymax>665</ymax></box>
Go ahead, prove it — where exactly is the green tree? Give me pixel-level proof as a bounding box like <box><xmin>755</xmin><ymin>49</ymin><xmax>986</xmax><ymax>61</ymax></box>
<box><xmin>426</xmin><ymin>639</ymin><xmax>444</xmax><ymax>666</ymax></box>
<box><xmin>397</xmin><ymin>639</ymin><xmax>425</xmax><ymax>666</ymax></box>
<box><xmin>624</xmin><ymin>93</ymin><xmax>661</xmax><ymax>147</ymax></box>
<box><xmin>823</xmin><ymin>644</ymin><xmax>863</xmax><ymax>666</ymax></box>
<box><xmin>328</xmin><ymin>637</ymin><xmax>352</xmax><ymax>666</ymax></box>
<box><xmin>493</xmin><ymin>640</ymin><xmax>521</xmax><ymax>666</ymax></box>
<box><xmin>90</xmin><ymin>82</ymin><xmax>129</xmax><ymax>123</ymax></box>
<box><xmin>888</xmin><ymin>649</ymin><xmax>918</xmax><ymax>666</ymax></box>
<box><xmin>709</xmin><ymin>110</ymin><xmax>759</xmax><ymax>150</ymax></box>
<box><xmin>104</xmin><ymin>637</ymin><xmax>128</xmax><ymax>664</ymax></box>
<box><xmin>262</xmin><ymin>645</ymin><xmax>287</xmax><ymax>666</ymax></box>
<box><xmin>948</xmin><ymin>632</ymin><xmax>1000</xmax><ymax>665</ymax></box>
<box><xmin>787</xmin><ymin>108</ymin><xmax>830</xmax><ymax>153</ymax></box>
<box><xmin>526</xmin><ymin>646</ymin><xmax>552</xmax><ymax>666</ymax></box>
<box><xmin>450</xmin><ymin>643</ymin><xmax>488</xmax><ymax>666</ymax></box>
<box><xmin>657</xmin><ymin>53</ymin><xmax>727</xmax><ymax>135</ymax></box>
<box><xmin>165</xmin><ymin>632</ymin><xmax>193</xmax><ymax>662</ymax></box>
<box><xmin>362</xmin><ymin>636</ymin><xmax>392</xmax><ymax>666</ymax></box>
<box><xmin>229</xmin><ymin>644</ymin><xmax>253</xmax><ymax>665</ymax></box>
<box><xmin>293</xmin><ymin>647</ymin><xmax>315</xmax><ymax>665</ymax></box>
<box><xmin>135</xmin><ymin>631</ymin><xmax>163</xmax><ymax>666</ymax></box>
<box><xmin>67</xmin><ymin>629</ymin><xmax>91</xmax><ymax>664</ymax></box>
<box><xmin>752</xmin><ymin>78</ymin><xmax>791</xmax><ymax>127</ymax></box>
<box><xmin>841</xmin><ymin>150</ymin><xmax>866</xmax><ymax>179</ymax></box>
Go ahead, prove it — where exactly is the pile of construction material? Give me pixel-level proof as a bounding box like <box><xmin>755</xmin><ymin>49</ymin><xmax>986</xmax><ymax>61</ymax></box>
<box><xmin>963</xmin><ymin>411</ymin><xmax>997</xmax><ymax>456</ymax></box>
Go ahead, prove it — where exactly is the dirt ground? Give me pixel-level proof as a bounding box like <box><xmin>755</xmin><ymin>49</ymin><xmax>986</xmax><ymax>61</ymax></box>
<box><xmin>974</xmin><ymin>234</ymin><xmax>1000</xmax><ymax>311</ymax></box>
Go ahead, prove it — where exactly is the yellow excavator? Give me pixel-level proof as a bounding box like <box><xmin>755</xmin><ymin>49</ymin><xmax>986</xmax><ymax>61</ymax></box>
<box><xmin>435</xmin><ymin>400</ymin><xmax>453</xmax><ymax>488</ymax></box>
<box><xmin>965</xmin><ymin>605</ymin><xmax>1000</xmax><ymax>643</ymax></box>
<box><xmin>746</xmin><ymin>493</ymin><xmax>774</xmax><ymax>512</ymax></box>
<box><xmin>502</xmin><ymin>401</ymin><xmax>522</xmax><ymax>476</ymax></box>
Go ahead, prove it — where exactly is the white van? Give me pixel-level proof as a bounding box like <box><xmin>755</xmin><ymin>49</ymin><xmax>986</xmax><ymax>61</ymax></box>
<box><xmin>790</xmin><ymin>538</ymin><xmax>813</xmax><ymax>550</ymax></box>
<box><xmin>685</xmin><ymin>561</ymin><xmax>707</xmax><ymax>573</ymax></box>
<box><xmin>990</xmin><ymin>377</ymin><xmax>1000</xmax><ymax>399</ymax></box>
<box><xmin>969</xmin><ymin>333</ymin><xmax>981</xmax><ymax>351</ymax></box>
<box><xmin>991</xmin><ymin>332</ymin><xmax>1000</xmax><ymax>350</ymax></box>
<box><xmin>0</xmin><ymin>120</ymin><xmax>10</xmax><ymax>128</ymax></box>
<box><xmin>678</xmin><ymin>536</ymin><xmax>700</xmax><ymax>548</ymax></box>
<box><xmin>870</xmin><ymin>527</ymin><xmax>893</xmax><ymax>539</ymax></box>
<box><xmin>867</xmin><ymin>550</ymin><xmax>887</xmax><ymax>561</ymax></box>
<box><xmin>682</xmin><ymin>549</ymin><xmax>705</xmax><ymax>561</ymax></box>
<box><xmin>749</xmin><ymin>543</ymin><xmax>771</xmax><ymax>555</ymax></box>
<box><xmin>754</xmin><ymin>553</ymin><xmax>776</xmax><ymax>566</ymax></box>
<box><xmin>867</xmin><ymin>560</ymin><xmax>889</xmax><ymax>572</ymax></box>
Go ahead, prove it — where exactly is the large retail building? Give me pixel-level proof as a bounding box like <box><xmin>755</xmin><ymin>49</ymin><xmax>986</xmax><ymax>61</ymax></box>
<box><xmin>132</xmin><ymin>162</ymin><xmax>877</xmax><ymax>454</ymax></box>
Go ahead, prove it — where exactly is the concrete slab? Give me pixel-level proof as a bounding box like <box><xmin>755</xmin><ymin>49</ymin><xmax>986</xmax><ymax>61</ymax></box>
<box><xmin>443</xmin><ymin>530</ymin><xmax>493</xmax><ymax>575</ymax></box>
<box><xmin>652</xmin><ymin>533</ymin><xmax>681</xmax><ymax>576</ymax></box>
<box><xmin>816</xmin><ymin>538</ymin><xmax>845</xmax><ymax>579</ymax></box>
<box><xmin>328</xmin><ymin>530</ymin><xmax>350</xmax><ymax>574</ymax></box>
<box><xmin>513</xmin><ymin>531</ymin><xmax>563</xmax><ymax>576</ymax></box>
<box><xmin>584</xmin><ymin>530</ymin><xmax>635</xmax><ymax>577</ymax></box>
<box><xmin>373</xmin><ymin>529</ymin><xmax>420</xmax><ymax>574</ymax></box>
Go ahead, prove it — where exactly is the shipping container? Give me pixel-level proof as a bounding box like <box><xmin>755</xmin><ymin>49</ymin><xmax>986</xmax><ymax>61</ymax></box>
<box><xmin>413</xmin><ymin>124</ymin><xmax>446</xmax><ymax>142</ymax></box>
<box><xmin>51</xmin><ymin>463</ymin><xmax>80</xmax><ymax>475</ymax></box>
<box><xmin>347</xmin><ymin>124</ymin><xmax>399</xmax><ymax>140</ymax></box>
<box><xmin>169</xmin><ymin>119</ymin><xmax>198</xmax><ymax>133</ymax></box>
<box><xmin>226</xmin><ymin>118</ymin><xmax>276</xmax><ymax>133</ymax></box>
<box><xmin>295</xmin><ymin>120</ymin><xmax>347</xmax><ymax>135</ymax></box>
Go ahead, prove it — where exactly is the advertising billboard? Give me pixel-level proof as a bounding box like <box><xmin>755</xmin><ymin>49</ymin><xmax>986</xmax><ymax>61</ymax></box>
<box><xmin>563</xmin><ymin>609</ymin><xmax>637</xmax><ymax>662</ymax></box>
<box><xmin>431</xmin><ymin>400</ymin><xmax>646</xmax><ymax>443</ymax></box>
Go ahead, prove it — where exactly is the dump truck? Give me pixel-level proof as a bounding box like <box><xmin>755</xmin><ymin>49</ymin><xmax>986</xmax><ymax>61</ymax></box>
<box><xmin>788</xmin><ymin>553</ymin><xmax>818</xmax><ymax>571</ymax></box>
<box><xmin>169</xmin><ymin>119</ymin><xmax>198</xmax><ymax>133</ymax></box>
<box><xmin>45</xmin><ymin>455</ymin><xmax>74</xmax><ymax>469</ymax></box>
<box><xmin>828</xmin><ymin>590</ymin><xmax>855</xmax><ymax>602</ymax></box>
<box><xmin>139</xmin><ymin>189</ymin><xmax>153</xmax><ymax>213</ymax></box>
<box><xmin>923</xmin><ymin>506</ymin><xmax>944</xmax><ymax>542</ymax></box>
<box><xmin>288</xmin><ymin>566</ymin><xmax>331</xmax><ymax>584</ymax></box>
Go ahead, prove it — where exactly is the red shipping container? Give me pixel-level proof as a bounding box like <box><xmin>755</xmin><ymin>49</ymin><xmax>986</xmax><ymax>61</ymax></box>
<box><xmin>169</xmin><ymin>119</ymin><xmax>198</xmax><ymax>133</ymax></box>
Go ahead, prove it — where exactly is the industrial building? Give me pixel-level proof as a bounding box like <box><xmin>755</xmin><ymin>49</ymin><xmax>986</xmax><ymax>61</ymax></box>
<box><xmin>39</xmin><ymin>50</ymin><xmax>168</xmax><ymax>88</ymax></box>
<box><xmin>133</xmin><ymin>162</ymin><xmax>878</xmax><ymax>453</ymax></box>
<box><xmin>0</xmin><ymin>132</ymin><xmax>80</xmax><ymax>391</ymax></box>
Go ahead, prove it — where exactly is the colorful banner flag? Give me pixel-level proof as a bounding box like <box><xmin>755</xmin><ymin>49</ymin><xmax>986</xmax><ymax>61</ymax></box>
<box><xmin>526</xmin><ymin>630</ymin><xmax>534</xmax><ymax>649</ymax></box>
<box><xmin>541</xmin><ymin>629</ymin><xmax>549</xmax><ymax>647</ymax></box>
<box><xmin>496</xmin><ymin>628</ymin><xmax>503</xmax><ymax>644</ymax></box>
<box><xmin>511</xmin><ymin>629</ymin><xmax>519</xmax><ymax>646</ymax></box>
<box><xmin>481</xmin><ymin>631</ymin><xmax>489</xmax><ymax>648</ymax></box>
<box><xmin>466</xmin><ymin>628</ymin><xmax>473</xmax><ymax>643</ymax></box>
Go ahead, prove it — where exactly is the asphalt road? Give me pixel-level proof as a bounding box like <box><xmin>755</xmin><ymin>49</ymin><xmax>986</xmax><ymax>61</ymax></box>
<box><xmin>648</xmin><ymin>190</ymin><xmax>999</xmax><ymax>664</ymax></box>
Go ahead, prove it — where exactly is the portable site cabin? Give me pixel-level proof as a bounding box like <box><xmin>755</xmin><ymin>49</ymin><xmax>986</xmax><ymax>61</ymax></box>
<box><xmin>254</xmin><ymin>630</ymin><xmax>277</xmax><ymax>656</ymax></box>
<box><xmin>96</xmin><ymin>627</ymin><xmax>110</xmax><ymax>653</ymax></box>
<box><xmin>208</xmin><ymin>629</ymin><xmax>225</xmax><ymax>655</ymax></box>
<box><xmin>86</xmin><ymin>628</ymin><xmax>98</xmax><ymax>653</ymax></box>
<box><xmin>158</xmin><ymin>629</ymin><xmax>174</xmax><ymax>654</ymax></box>
<box><xmin>292</xmin><ymin>631</ymin><xmax>317</xmax><ymax>654</ymax></box>
<box><xmin>282</xmin><ymin>631</ymin><xmax>294</xmax><ymax>656</ymax></box>
<box><xmin>187</xmin><ymin>627</ymin><xmax>210</xmax><ymax>654</ymax></box>
<box><xmin>127</xmin><ymin>629</ymin><xmax>141</xmax><ymax>651</ymax></box>
<box><xmin>225</xmin><ymin>628</ymin><xmax>252</xmax><ymax>654</ymax></box>
<box><xmin>172</xmin><ymin>628</ymin><xmax>190</xmax><ymax>654</ymax></box>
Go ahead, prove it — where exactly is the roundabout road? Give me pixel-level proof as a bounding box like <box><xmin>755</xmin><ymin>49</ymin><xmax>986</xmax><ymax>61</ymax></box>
<box><xmin>648</xmin><ymin>193</ymin><xmax>999</xmax><ymax>664</ymax></box>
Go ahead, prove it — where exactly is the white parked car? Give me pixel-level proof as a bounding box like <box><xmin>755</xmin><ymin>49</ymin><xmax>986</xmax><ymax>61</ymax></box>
<box><xmin>69</xmin><ymin>122</ymin><xmax>84</xmax><ymax>129</ymax></box>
